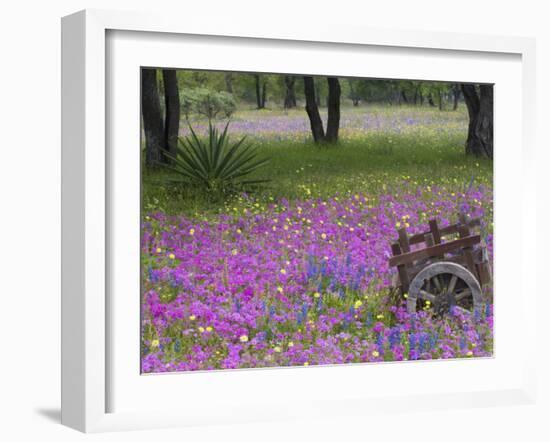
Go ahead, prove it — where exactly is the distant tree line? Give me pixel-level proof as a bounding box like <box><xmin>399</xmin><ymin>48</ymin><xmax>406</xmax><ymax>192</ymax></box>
<box><xmin>141</xmin><ymin>69</ymin><xmax>493</xmax><ymax>162</ymax></box>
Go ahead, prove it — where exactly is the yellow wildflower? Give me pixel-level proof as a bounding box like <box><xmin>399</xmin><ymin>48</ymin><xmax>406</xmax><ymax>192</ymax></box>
<box><xmin>169</xmin><ymin>253</ymin><xmax>176</xmax><ymax>260</ymax></box>
<box><xmin>239</xmin><ymin>335</ymin><xmax>249</xmax><ymax>343</ymax></box>
<box><xmin>151</xmin><ymin>339</ymin><xmax>160</xmax><ymax>348</ymax></box>
<box><xmin>189</xmin><ymin>228</ymin><xmax>195</xmax><ymax>236</ymax></box>
<box><xmin>372</xmin><ymin>350</ymin><xmax>380</xmax><ymax>357</ymax></box>
<box><xmin>189</xmin><ymin>315</ymin><xmax>196</xmax><ymax>321</ymax></box>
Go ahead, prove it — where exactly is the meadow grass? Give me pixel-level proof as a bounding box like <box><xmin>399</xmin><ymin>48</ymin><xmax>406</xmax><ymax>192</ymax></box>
<box><xmin>142</xmin><ymin>118</ymin><xmax>492</xmax><ymax>217</ymax></box>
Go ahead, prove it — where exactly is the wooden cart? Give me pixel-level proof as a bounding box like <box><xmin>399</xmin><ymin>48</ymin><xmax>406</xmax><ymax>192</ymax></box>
<box><xmin>388</xmin><ymin>213</ymin><xmax>492</xmax><ymax>316</ymax></box>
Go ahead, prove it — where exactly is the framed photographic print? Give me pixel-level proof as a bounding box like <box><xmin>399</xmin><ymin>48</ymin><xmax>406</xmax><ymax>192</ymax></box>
<box><xmin>61</xmin><ymin>9</ymin><xmax>538</xmax><ymax>433</ymax></box>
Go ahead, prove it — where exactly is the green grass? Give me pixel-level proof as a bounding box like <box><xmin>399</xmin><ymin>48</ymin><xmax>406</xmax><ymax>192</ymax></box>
<box><xmin>142</xmin><ymin>106</ymin><xmax>492</xmax><ymax>217</ymax></box>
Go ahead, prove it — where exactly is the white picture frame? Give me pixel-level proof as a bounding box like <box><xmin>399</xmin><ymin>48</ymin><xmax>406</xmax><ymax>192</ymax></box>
<box><xmin>61</xmin><ymin>9</ymin><xmax>538</xmax><ymax>433</ymax></box>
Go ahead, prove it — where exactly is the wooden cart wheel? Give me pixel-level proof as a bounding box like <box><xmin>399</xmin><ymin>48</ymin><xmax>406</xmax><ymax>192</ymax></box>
<box><xmin>407</xmin><ymin>262</ymin><xmax>483</xmax><ymax>316</ymax></box>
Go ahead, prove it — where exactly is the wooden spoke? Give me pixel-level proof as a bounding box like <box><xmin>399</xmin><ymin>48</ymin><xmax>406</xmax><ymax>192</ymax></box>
<box><xmin>432</xmin><ymin>275</ymin><xmax>442</xmax><ymax>292</ymax></box>
<box><xmin>447</xmin><ymin>275</ymin><xmax>458</xmax><ymax>294</ymax></box>
<box><xmin>419</xmin><ymin>290</ymin><xmax>436</xmax><ymax>302</ymax></box>
<box><xmin>455</xmin><ymin>288</ymin><xmax>472</xmax><ymax>302</ymax></box>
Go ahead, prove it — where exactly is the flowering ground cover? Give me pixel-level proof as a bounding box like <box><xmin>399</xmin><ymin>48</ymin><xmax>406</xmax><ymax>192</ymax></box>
<box><xmin>141</xmin><ymin>105</ymin><xmax>493</xmax><ymax>373</ymax></box>
<box><xmin>180</xmin><ymin>105</ymin><xmax>468</xmax><ymax>143</ymax></box>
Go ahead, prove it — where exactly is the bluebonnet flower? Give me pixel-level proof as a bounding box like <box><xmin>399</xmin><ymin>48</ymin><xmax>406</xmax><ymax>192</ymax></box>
<box><xmin>376</xmin><ymin>332</ymin><xmax>385</xmax><ymax>354</ymax></box>
<box><xmin>429</xmin><ymin>333</ymin><xmax>438</xmax><ymax>350</ymax></box>
<box><xmin>316</xmin><ymin>296</ymin><xmax>323</xmax><ymax>311</ymax></box>
<box><xmin>148</xmin><ymin>266</ymin><xmax>158</xmax><ymax>283</ymax></box>
<box><xmin>338</xmin><ymin>288</ymin><xmax>346</xmax><ymax>300</ymax></box>
<box><xmin>389</xmin><ymin>327</ymin><xmax>401</xmax><ymax>348</ymax></box>
<box><xmin>301</xmin><ymin>303</ymin><xmax>308</xmax><ymax>319</ymax></box>
<box><xmin>366</xmin><ymin>311</ymin><xmax>373</xmax><ymax>327</ymax></box>
<box><xmin>409</xmin><ymin>333</ymin><xmax>417</xmax><ymax>359</ymax></box>
<box><xmin>418</xmin><ymin>333</ymin><xmax>427</xmax><ymax>353</ymax></box>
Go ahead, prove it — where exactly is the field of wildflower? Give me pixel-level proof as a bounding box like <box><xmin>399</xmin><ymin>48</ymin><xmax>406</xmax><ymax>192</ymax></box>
<box><xmin>141</xmin><ymin>104</ymin><xmax>493</xmax><ymax>373</ymax></box>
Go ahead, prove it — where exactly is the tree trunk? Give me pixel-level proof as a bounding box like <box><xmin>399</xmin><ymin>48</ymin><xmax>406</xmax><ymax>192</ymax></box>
<box><xmin>225</xmin><ymin>73</ymin><xmax>233</xmax><ymax>94</ymax></box>
<box><xmin>314</xmin><ymin>81</ymin><xmax>321</xmax><ymax>107</ymax></box>
<box><xmin>325</xmin><ymin>77</ymin><xmax>341</xmax><ymax>143</ymax></box>
<box><xmin>461</xmin><ymin>84</ymin><xmax>479</xmax><ymax>155</ymax></box>
<box><xmin>474</xmin><ymin>85</ymin><xmax>493</xmax><ymax>158</ymax></box>
<box><xmin>348</xmin><ymin>80</ymin><xmax>360</xmax><ymax>106</ymax></box>
<box><xmin>141</xmin><ymin>69</ymin><xmax>165</xmax><ymax>166</ymax></box>
<box><xmin>261</xmin><ymin>78</ymin><xmax>267</xmax><ymax>108</ymax></box>
<box><xmin>452</xmin><ymin>84</ymin><xmax>460</xmax><ymax>110</ymax></box>
<box><xmin>438</xmin><ymin>90</ymin><xmax>443</xmax><ymax>110</ymax></box>
<box><xmin>461</xmin><ymin>84</ymin><xmax>493</xmax><ymax>158</ymax></box>
<box><xmin>428</xmin><ymin>93</ymin><xmax>435</xmax><ymax>107</ymax></box>
<box><xmin>303</xmin><ymin>76</ymin><xmax>325</xmax><ymax>143</ymax></box>
<box><xmin>162</xmin><ymin>69</ymin><xmax>180</xmax><ymax>161</ymax></box>
<box><xmin>254</xmin><ymin>74</ymin><xmax>262</xmax><ymax>109</ymax></box>
<box><xmin>401</xmin><ymin>90</ymin><xmax>409</xmax><ymax>104</ymax></box>
<box><xmin>284</xmin><ymin>76</ymin><xmax>297</xmax><ymax>108</ymax></box>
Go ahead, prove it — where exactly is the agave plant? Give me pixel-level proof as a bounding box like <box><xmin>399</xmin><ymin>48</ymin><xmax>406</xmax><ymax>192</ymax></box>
<box><xmin>162</xmin><ymin>120</ymin><xmax>269</xmax><ymax>193</ymax></box>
